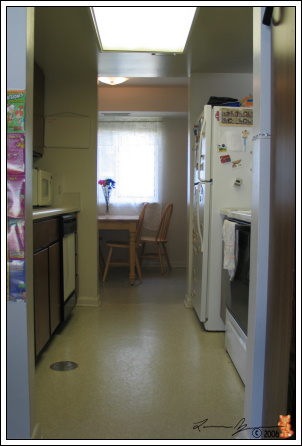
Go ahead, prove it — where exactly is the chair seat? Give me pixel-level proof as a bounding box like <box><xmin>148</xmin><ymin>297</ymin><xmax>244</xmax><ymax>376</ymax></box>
<box><xmin>140</xmin><ymin>236</ymin><xmax>167</xmax><ymax>244</ymax></box>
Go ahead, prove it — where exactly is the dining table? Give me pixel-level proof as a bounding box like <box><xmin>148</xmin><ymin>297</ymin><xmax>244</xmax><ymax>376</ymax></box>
<box><xmin>98</xmin><ymin>214</ymin><xmax>139</xmax><ymax>285</ymax></box>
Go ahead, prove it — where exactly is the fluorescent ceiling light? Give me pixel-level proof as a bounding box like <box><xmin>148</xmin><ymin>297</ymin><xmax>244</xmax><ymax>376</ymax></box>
<box><xmin>91</xmin><ymin>7</ymin><xmax>197</xmax><ymax>53</ymax></box>
<box><xmin>98</xmin><ymin>77</ymin><xmax>129</xmax><ymax>86</ymax></box>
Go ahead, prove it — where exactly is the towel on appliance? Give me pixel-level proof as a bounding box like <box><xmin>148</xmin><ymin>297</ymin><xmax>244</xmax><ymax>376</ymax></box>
<box><xmin>222</xmin><ymin>220</ymin><xmax>238</xmax><ymax>280</ymax></box>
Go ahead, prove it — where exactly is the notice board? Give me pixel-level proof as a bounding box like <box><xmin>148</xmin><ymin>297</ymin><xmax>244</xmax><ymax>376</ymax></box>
<box><xmin>44</xmin><ymin>114</ymin><xmax>90</xmax><ymax>149</ymax></box>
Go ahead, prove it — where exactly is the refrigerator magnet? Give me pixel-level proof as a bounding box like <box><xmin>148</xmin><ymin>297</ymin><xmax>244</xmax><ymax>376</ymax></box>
<box><xmin>218</xmin><ymin>144</ymin><xmax>227</xmax><ymax>152</ymax></box>
<box><xmin>220</xmin><ymin>155</ymin><xmax>231</xmax><ymax>164</ymax></box>
<box><xmin>242</xmin><ymin>129</ymin><xmax>249</xmax><ymax>151</ymax></box>
<box><xmin>233</xmin><ymin>178</ymin><xmax>243</xmax><ymax>188</ymax></box>
<box><xmin>232</xmin><ymin>159</ymin><xmax>243</xmax><ymax>168</ymax></box>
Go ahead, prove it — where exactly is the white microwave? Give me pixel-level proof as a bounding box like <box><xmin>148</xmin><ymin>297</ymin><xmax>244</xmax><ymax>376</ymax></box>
<box><xmin>33</xmin><ymin>168</ymin><xmax>52</xmax><ymax>207</ymax></box>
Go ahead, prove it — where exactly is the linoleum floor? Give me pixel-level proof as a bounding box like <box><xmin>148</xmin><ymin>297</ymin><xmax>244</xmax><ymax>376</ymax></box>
<box><xmin>35</xmin><ymin>267</ymin><xmax>244</xmax><ymax>440</ymax></box>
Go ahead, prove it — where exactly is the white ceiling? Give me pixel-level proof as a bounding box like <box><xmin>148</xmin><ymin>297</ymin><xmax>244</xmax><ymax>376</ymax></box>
<box><xmin>34</xmin><ymin>6</ymin><xmax>253</xmax><ymax>87</ymax></box>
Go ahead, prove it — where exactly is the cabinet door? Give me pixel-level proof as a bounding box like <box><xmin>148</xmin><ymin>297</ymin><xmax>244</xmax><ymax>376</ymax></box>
<box><xmin>34</xmin><ymin>248</ymin><xmax>49</xmax><ymax>356</ymax></box>
<box><xmin>49</xmin><ymin>241</ymin><xmax>61</xmax><ymax>334</ymax></box>
<box><xmin>33</xmin><ymin>218</ymin><xmax>59</xmax><ymax>252</ymax></box>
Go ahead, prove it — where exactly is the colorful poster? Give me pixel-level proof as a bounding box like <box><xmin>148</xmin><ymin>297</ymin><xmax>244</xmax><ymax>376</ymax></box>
<box><xmin>7</xmin><ymin>90</ymin><xmax>26</xmax><ymax>133</ymax></box>
<box><xmin>7</xmin><ymin>91</ymin><xmax>26</xmax><ymax>301</ymax></box>
<box><xmin>8</xmin><ymin>260</ymin><xmax>26</xmax><ymax>302</ymax></box>
<box><xmin>7</xmin><ymin>175</ymin><xmax>25</xmax><ymax>218</ymax></box>
<box><xmin>8</xmin><ymin>218</ymin><xmax>25</xmax><ymax>260</ymax></box>
<box><xmin>7</xmin><ymin>133</ymin><xmax>25</xmax><ymax>174</ymax></box>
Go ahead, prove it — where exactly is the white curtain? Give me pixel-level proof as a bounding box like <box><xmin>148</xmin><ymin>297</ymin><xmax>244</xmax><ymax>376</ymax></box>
<box><xmin>97</xmin><ymin>120</ymin><xmax>162</xmax><ymax>230</ymax></box>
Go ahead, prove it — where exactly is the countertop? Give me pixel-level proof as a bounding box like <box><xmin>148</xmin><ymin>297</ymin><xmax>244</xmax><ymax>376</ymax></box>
<box><xmin>220</xmin><ymin>208</ymin><xmax>251</xmax><ymax>223</ymax></box>
<box><xmin>33</xmin><ymin>206</ymin><xmax>80</xmax><ymax>220</ymax></box>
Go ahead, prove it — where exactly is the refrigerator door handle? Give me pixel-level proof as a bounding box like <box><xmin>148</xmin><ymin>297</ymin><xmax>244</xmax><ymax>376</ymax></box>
<box><xmin>198</xmin><ymin>117</ymin><xmax>206</xmax><ymax>182</ymax></box>
<box><xmin>196</xmin><ymin>182</ymin><xmax>204</xmax><ymax>252</ymax></box>
<box><xmin>195</xmin><ymin>179</ymin><xmax>213</xmax><ymax>185</ymax></box>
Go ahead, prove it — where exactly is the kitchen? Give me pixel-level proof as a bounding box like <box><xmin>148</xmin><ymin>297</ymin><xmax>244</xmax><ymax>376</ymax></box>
<box><xmin>6</xmin><ymin>5</ymin><xmax>297</xmax><ymax>441</ymax></box>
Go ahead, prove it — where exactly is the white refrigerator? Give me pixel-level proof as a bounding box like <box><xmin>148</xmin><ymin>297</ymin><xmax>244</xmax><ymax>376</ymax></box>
<box><xmin>190</xmin><ymin>105</ymin><xmax>253</xmax><ymax>331</ymax></box>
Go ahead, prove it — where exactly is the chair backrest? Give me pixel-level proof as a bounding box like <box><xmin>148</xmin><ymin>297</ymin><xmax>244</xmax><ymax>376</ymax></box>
<box><xmin>155</xmin><ymin>203</ymin><xmax>173</xmax><ymax>242</ymax></box>
<box><xmin>135</xmin><ymin>203</ymin><xmax>148</xmax><ymax>247</ymax></box>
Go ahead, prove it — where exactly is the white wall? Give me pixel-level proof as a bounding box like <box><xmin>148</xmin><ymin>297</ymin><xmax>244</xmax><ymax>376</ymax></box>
<box><xmin>6</xmin><ymin>6</ymin><xmax>37</xmax><ymax>439</ymax></box>
<box><xmin>243</xmin><ymin>7</ymin><xmax>271</xmax><ymax>437</ymax></box>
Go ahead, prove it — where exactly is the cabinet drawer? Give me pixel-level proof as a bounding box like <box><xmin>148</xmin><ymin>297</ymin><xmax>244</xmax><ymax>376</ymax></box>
<box><xmin>33</xmin><ymin>218</ymin><xmax>59</xmax><ymax>252</ymax></box>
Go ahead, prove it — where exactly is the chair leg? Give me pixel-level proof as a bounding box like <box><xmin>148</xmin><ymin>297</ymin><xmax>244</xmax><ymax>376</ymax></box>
<box><xmin>140</xmin><ymin>242</ymin><xmax>146</xmax><ymax>265</ymax></box>
<box><xmin>162</xmin><ymin>243</ymin><xmax>172</xmax><ymax>270</ymax></box>
<box><xmin>103</xmin><ymin>247</ymin><xmax>114</xmax><ymax>282</ymax></box>
<box><xmin>135</xmin><ymin>252</ymin><xmax>143</xmax><ymax>283</ymax></box>
<box><xmin>157</xmin><ymin>244</ymin><xmax>164</xmax><ymax>274</ymax></box>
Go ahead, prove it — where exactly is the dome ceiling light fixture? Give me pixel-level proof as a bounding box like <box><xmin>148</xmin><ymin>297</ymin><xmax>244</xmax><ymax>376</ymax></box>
<box><xmin>98</xmin><ymin>76</ymin><xmax>129</xmax><ymax>86</ymax></box>
<box><xmin>90</xmin><ymin>7</ymin><xmax>197</xmax><ymax>53</ymax></box>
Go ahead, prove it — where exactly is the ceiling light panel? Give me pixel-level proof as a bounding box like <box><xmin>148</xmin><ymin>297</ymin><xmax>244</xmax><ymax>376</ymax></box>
<box><xmin>91</xmin><ymin>7</ymin><xmax>196</xmax><ymax>53</ymax></box>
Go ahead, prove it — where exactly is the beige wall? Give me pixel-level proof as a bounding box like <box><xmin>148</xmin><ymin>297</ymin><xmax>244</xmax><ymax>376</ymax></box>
<box><xmin>98</xmin><ymin>85</ymin><xmax>188</xmax><ymax>113</ymax></box>
<box><xmin>34</xmin><ymin>74</ymin><xmax>99</xmax><ymax>304</ymax></box>
<box><xmin>161</xmin><ymin>117</ymin><xmax>188</xmax><ymax>266</ymax></box>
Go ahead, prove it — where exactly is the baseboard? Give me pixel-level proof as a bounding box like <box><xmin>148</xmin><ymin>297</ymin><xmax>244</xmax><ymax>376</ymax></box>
<box><xmin>76</xmin><ymin>294</ymin><xmax>101</xmax><ymax>307</ymax></box>
<box><xmin>31</xmin><ymin>423</ymin><xmax>41</xmax><ymax>439</ymax></box>
<box><xmin>184</xmin><ymin>293</ymin><xmax>193</xmax><ymax>308</ymax></box>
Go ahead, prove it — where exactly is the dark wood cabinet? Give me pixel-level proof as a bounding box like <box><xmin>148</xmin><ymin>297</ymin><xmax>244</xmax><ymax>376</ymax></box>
<box><xmin>33</xmin><ymin>248</ymin><xmax>49</xmax><ymax>356</ymax></box>
<box><xmin>33</xmin><ymin>217</ymin><xmax>61</xmax><ymax>356</ymax></box>
<box><xmin>33</xmin><ymin>62</ymin><xmax>45</xmax><ymax>157</ymax></box>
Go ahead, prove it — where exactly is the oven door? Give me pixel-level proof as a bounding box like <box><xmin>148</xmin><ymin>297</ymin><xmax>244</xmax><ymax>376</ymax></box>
<box><xmin>225</xmin><ymin>221</ymin><xmax>251</xmax><ymax>335</ymax></box>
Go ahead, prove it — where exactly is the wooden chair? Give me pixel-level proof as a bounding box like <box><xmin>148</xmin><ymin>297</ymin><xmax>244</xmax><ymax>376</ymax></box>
<box><xmin>102</xmin><ymin>203</ymin><xmax>148</xmax><ymax>283</ymax></box>
<box><xmin>140</xmin><ymin>203</ymin><xmax>173</xmax><ymax>274</ymax></box>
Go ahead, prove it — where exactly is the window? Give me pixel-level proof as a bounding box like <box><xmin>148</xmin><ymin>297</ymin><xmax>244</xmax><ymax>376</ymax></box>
<box><xmin>97</xmin><ymin>120</ymin><xmax>161</xmax><ymax>210</ymax></box>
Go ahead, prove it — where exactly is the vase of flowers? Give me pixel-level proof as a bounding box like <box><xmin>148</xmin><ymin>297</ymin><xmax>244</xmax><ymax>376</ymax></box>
<box><xmin>98</xmin><ymin>178</ymin><xmax>116</xmax><ymax>213</ymax></box>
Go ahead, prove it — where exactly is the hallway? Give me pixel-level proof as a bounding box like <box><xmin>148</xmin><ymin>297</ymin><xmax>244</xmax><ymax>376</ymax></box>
<box><xmin>35</xmin><ymin>268</ymin><xmax>244</xmax><ymax>440</ymax></box>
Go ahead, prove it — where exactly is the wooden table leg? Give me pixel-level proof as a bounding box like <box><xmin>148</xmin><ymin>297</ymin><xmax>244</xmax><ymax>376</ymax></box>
<box><xmin>129</xmin><ymin>221</ymin><xmax>137</xmax><ymax>285</ymax></box>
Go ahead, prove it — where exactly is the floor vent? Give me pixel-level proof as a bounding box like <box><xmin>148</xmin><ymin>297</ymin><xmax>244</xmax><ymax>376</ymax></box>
<box><xmin>50</xmin><ymin>361</ymin><xmax>78</xmax><ymax>371</ymax></box>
